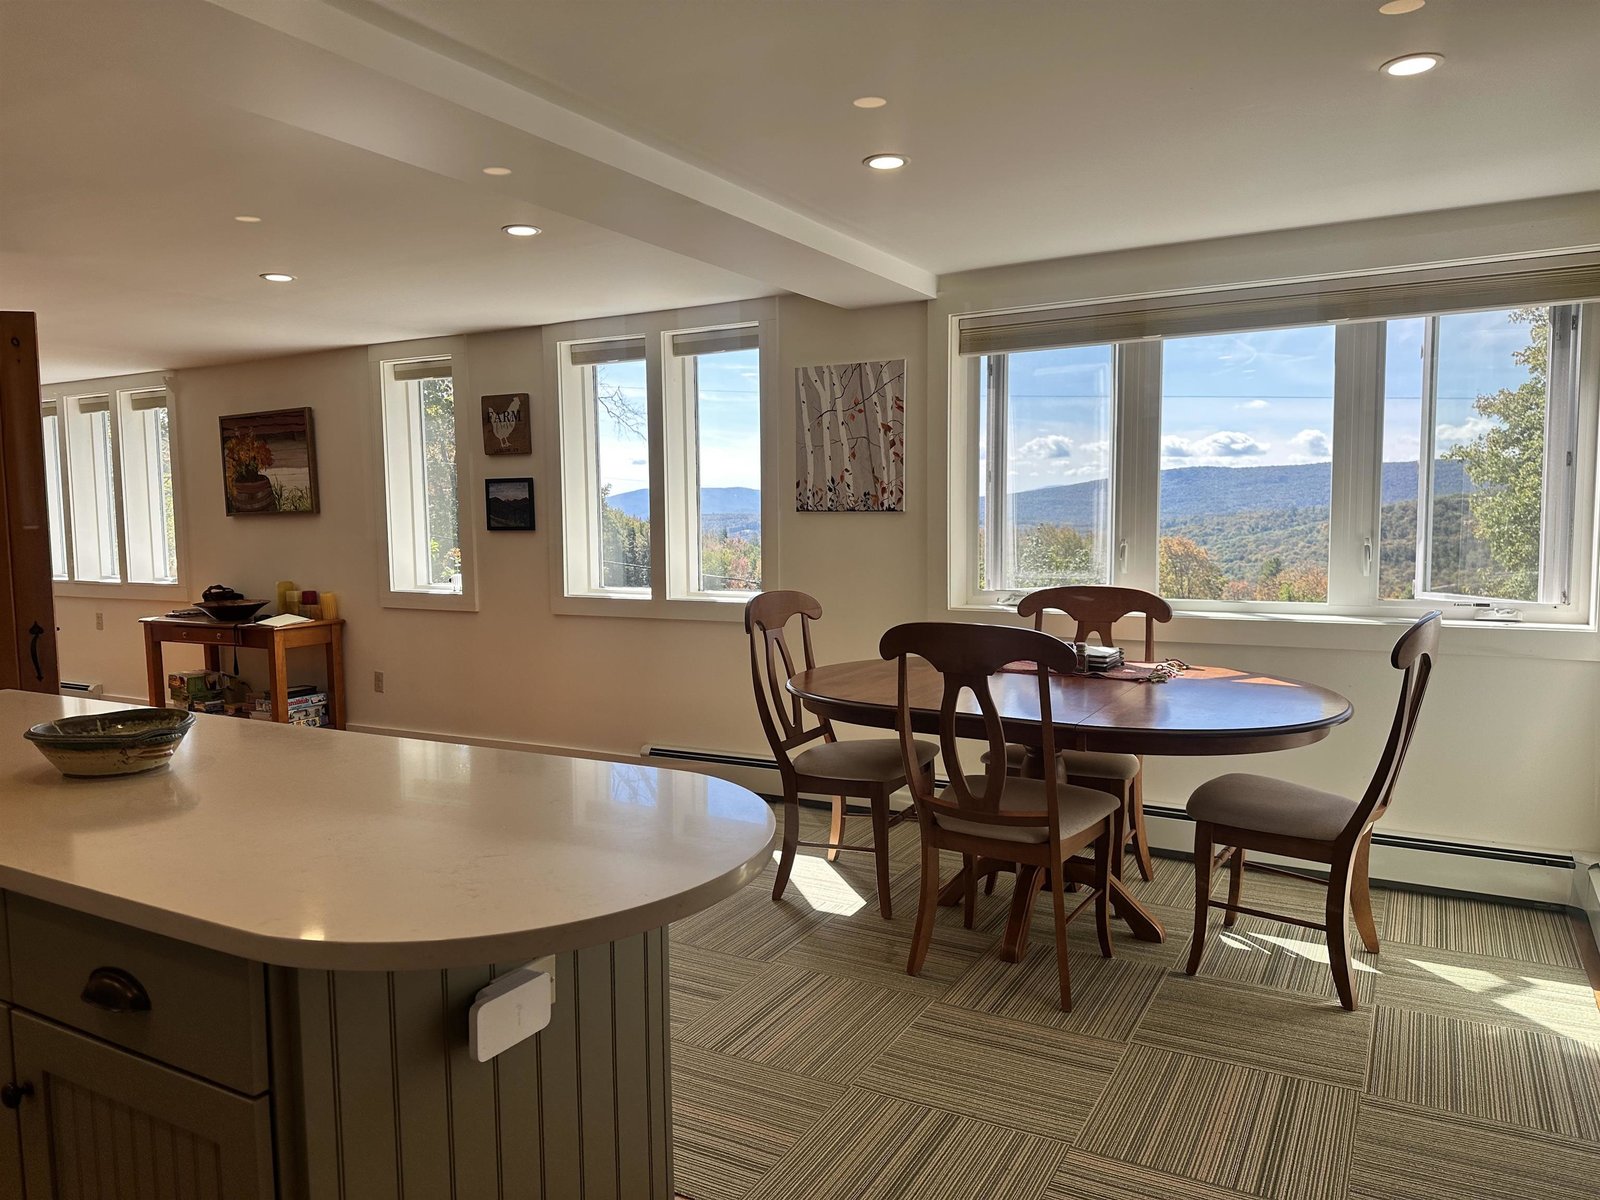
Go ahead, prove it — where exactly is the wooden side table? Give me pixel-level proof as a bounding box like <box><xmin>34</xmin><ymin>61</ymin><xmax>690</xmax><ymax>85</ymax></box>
<box><xmin>140</xmin><ymin>616</ymin><xmax>347</xmax><ymax>729</ymax></box>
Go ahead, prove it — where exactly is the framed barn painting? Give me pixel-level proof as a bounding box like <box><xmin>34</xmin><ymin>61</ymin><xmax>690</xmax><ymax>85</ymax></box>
<box><xmin>219</xmin><ymin>407</ymin><xmax>319</xmax><ymax>515</ymax></box>
<box><xmin>482</xmin><ymin>392</ymin><xmax>532</xmax><ymax>455</ymax></box>
<box><xmin>795</xmin><ymin>359</ymin><xmax>905</xmax><ymax>511</ymax></box>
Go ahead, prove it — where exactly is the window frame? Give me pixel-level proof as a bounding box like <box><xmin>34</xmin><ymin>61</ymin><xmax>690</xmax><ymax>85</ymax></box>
<box><xmin>545</xmin><ymin>299</ymin><xmax>778</xmax><ymax>622</ymax></box>
<box><xmin>371</xmin><ymin>337</ymin><xmax>478</xmax><ymax>613</ymax></box>
<box><xmin>41</xmin><ymin>371</ymin><xmax>187</xmax><ymax>600</ymax></box>
<box><xmin>950</xmin><ymin>296</ymin><xmax>1600</xmax><ymax>629</ymax></box>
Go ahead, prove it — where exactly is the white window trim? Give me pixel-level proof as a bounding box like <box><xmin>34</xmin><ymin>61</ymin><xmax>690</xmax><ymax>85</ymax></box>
<box><xmin>370</xmin><ymin>337</ymin><xmax>479</xmax><ymax>613</ymax></box>
<box><xmin>42</xmin><ymin>370</ymin><xmax>188</xmax><ymax>600</ymax></box>
<box><xmin>945</xmin><ymin>291</ymin><xmax>1600</xmax><ymax>633</ymax></box>
<box><xmin>544</xmin><ymin>298</ymin><xmax>778</xmax><ymax>622</ymax></box>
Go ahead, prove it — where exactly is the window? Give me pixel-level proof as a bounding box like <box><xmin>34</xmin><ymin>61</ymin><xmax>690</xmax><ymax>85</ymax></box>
<box><xmin>669</xmin><ymin>328</ymin><xmax>762</xmax><ymax>594</ymax></box>
<box><xmin>41</xmin><ymin>378</ymin><xmax>180</xmax><ymax>588</ymax></box>
<box><xmin>954</xmin><ymin>265</ymin><xmax>1600</xmax><ymax>624</ymax></box>
<box><xmin>552</xmin><ymin>303</ymin><xmax>772</xmax><ymax>616</ymax></box>
<box><xmin>977</xmin><ymin>345</ymin><xmax>1114</xmax><ymax>592</ymax></box>
<box><xmin>1159</xmin><ymin>326</ymin><xmax>1336</xmax><ymax>603</ymax></box>
<box><xmin>378</xmin><ymin>351</ymin><xmax>472</xmax><ymax>605</ymax></box>
<box><xmin>1380</xmin><ymin>305</ymin><xmax>1580</xmax><ymax>605</ymax></box>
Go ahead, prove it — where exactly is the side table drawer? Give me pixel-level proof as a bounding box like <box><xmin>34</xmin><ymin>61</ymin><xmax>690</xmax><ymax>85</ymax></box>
<box><xmin>6</xmin><ymin>895</ymin><xmax>268</xmax><ymax>1095</ymax></box>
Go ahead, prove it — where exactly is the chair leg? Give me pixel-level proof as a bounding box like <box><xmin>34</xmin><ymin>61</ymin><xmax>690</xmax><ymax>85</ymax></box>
<box><xmin>1224</xmin><ymin>846</ymin><xmax>1245</xmax><ymax>928</ymax></box>
<box><xmin>1093</xmin><ymin>820</ymin><xmax>1114</xmax><ymax>959</ymax></box>
<box><xmin>1185</xmin><ymin>822</ymin><xmax>1215</xmax><ymax>975</ymax></box>
<box><xmin>1130</xmin><ymin>770</ymin><xmax>1154</xmax><ymax>882</ymax></box>
<box><xmin>1110</xmin><ymin>785</ymin><xmax>1128</xmax><ymax>882</ymax></box>
<box><xmin>1327</xmin><ymin>852</ymin><xmax>1360</xmax><ymax>1011</ymax></box>
<box><xmin>1049</xmin><ymin>858</ymin><xmax>1074</xmax><ymax>1012</ymax></box>
<box><xmin>961</xmin><ymin>854</ymin><xmax>977</xmax><ymax>929</ymax></box>
<box><xmin>983</xmin><ymin>868</ymin><xmax>998</xmax><ymax>896</ymax></box>
<box><xmin>771</xmin><ymin>790</ymin><xmax>800</xmax><ymax>902</ymax></box>
<box><xmin>1351</xmin><ymin>831</ymin><xmax>1380</xmax><ymax>954</ymax></box>
<box><xmin>870</xmin><ymin>788</ymin><xmax>893</xmax><ymax>920</ymax></box>
<box><xmin>907</xmin><ymin>844</ymin><xmax>941</xmax><ymax>978</ymax></box>
<box><xmin>826</xmin><ymin>795</ymin><xmax>846</xmax><ymax>863</ymax></box>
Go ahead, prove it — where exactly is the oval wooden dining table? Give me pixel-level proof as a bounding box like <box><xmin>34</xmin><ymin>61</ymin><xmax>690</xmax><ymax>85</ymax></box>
<box><xmin>787</xmin><ymin>659</ymin><xmax>1353</xmax><ymax>955</ymax></box>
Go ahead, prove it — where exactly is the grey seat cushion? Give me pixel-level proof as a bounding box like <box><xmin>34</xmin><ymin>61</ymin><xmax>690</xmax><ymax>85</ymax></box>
<box><xmin>1187</xmin><ymin>773</ymin><xmax>1358</xmax><ymax>843</ymax></box>
<box><xmin>936</xmin><ymin>776</ymin><xmax>1120</xmax><ymax>844</ymax></box>
<box><xmin>793</xmin><ymin>738</ymin><xmax>936</xmax><ymax>784</ymax></box>
<box><xmin>986</xmin><ymin>743</ymin><xmax>1140</xmax><ymax>782</ymax></box>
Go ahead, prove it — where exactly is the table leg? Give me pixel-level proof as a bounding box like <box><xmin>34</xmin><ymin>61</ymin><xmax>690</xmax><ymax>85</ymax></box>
<box><xmin>142</xmin><ymin>626</ymin><xmax>164</xmax><ymax>707</ymax></box>
<box><xmin>270</xmin><ymin>640</ymin><xmax>289</xmax><ymax>723</ymax></box>
<box><xmin>203</xmin><ymin>644</ymin><xmax>222</xmax><ymax>673</ymax></box>
<box><xmin>942</xmin><ymin>854</ymin><xmax>1166</xmax><ymax>947</ymax></box>
<box><xmin>325</xmin><ymin>625</ymin><xmax>346</xmax><ymax>730</ymax></box>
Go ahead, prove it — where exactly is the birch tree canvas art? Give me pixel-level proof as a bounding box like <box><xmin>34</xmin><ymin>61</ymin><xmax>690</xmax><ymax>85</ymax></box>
<box><xmin>795</xmin><ymin>359</ymin><xmax>906</xmax><ymax>512</ymax></box>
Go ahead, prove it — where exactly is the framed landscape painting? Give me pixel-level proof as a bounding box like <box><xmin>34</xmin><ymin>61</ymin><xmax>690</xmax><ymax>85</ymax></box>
<box><xmin>219</xmin><ymin>407</ymin><xmax>319</xmax><ymax>515</ymax></box>
<box><xmin>485</xmin><ymin>477</ymin><xmax>534</xmax><ymax>530</ymax></box>
<box><xmin>795</xmin><ymin>359</ymin><xmax>905</xmax><ymax>512</ymax></box>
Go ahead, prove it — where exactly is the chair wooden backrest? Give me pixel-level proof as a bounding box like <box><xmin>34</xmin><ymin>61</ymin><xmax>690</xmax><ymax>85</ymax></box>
<box><xmin>744</xmin><ymin>591</ymin><xmax>833</xmax><ymax>774</ymax></box>
<box><xmin>879</xmin><ymin>622</ymin><xmax>1076</xmax><ymax>839</ymax></box>
<box><xmin>1016</xmin><ymin>586</ymin><xmax>1173</xmax><ymax>662</ymax></box>
<box><xmin>1349</xmin><ymin>611</ymin><xmax>1441</xmax><ymax>835</ymax></box>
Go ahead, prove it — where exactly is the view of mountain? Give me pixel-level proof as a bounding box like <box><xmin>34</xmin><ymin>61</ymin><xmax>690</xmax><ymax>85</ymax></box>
<box><xmin>980</xmin><ymin>460</ymin><xmax>1472</xmax><ymax>530</ymax></box>
<box><xmin>605</xmin><ymin>486</ymin><xmax>759</xmax><ymax>519</ymax></box>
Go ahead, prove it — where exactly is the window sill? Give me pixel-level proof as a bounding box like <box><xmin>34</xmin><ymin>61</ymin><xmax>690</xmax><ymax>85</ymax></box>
<box><xmin>53</xmin><ymin>580</ymin><xmax>185</xmax><ymax>602</ymax></box>
<box><xmin>380</xmin><ymin>587</ymin><xmax>478</xmax><ymax>613</ymax></box>
<box><xmin>948</xmin><ymin>601</ymin><xmax>1600</xmax><ymax>660</ymax></box>
<box><xmin>551</xmin><ymin>590</ymin><xmax>749</xmax><ymax>622</ymax></box>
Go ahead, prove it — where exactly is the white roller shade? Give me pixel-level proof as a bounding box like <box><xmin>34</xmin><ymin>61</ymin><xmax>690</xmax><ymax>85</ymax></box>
<box><xmin>126</xmin><ymin>390</ymin><xmax>169</xmax><ymax>412</ymax></box>
<box><xmin>569</xmin><ymin>338</ymin><xmax>646</xmax><ymax>367</ymax></box>
<box><xmin>958</xmin><ymin>253</ymin><xmax>1600</xmax><ymax>355</ymax></box>
<box><xmin>670</xmin><ymin>327</ymin><xmax>759</xmax><ymax>356</ymax></box>
<box><xmin>74</xmin><ymin>396</ymin><xmax>111</xmax><ymax>415</ymax></box>
<box><xmin>390</xmin><ymin>359</ymin><xmax>453</xmax><ymax>382</ymax></box>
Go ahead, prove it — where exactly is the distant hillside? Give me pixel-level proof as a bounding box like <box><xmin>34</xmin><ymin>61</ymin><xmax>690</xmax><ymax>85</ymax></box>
<box><xmin>605</xmin><ymin>486</ymin><xmax>759</xmax><ymax>519</ymax></box>
<box><xmin>983</xmin><ymin>460</ymin><xmax>1472</xmax><ymax>530</ymax></box>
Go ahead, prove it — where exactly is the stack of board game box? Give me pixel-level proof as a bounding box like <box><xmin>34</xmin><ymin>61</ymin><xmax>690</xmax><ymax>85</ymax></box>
<box><xmin>250</xmin><ymin>687</ymin><xmax>330</xmax><ymax>728</ymax></box>
<box><xmin>168</xmin><ymin>671</ymin><xmax>253</xmax><ymax>717</ymax></box>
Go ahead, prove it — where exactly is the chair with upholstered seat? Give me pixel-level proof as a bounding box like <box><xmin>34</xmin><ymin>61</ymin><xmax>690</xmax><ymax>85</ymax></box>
<box><xmin>880</xmin><ymin>621</ymin><xmax>1119</xmax><ymax>1011</ymax></box>
<box><xmin>998</xmin><ymin>586</ymin><xmax>1173</xmax><ymax>881</ymax></box>
<box><xmin>745</xmin><ymin>591</ymin><xmax>937</xmax><ymax>918</ymax></box>
<box><xmin>1184</xmin><ymin>611</ymin><xmax>1441</xmax><ymax>1010</ymax></box>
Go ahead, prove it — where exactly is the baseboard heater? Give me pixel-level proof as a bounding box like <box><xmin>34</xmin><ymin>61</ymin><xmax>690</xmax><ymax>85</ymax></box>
<box><xmin>59</xmin><ymin>680</ymin><xmax>104</xmax><ymax>699</ymax></box>
<box><xmin>642</xmin><ymin>745</ymin><xmax>1578</xmax><ymax>873</ymax></box>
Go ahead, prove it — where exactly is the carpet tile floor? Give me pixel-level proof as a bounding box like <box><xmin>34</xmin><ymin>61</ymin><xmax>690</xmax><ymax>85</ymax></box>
<box><xmin>671</xmin><ymin>807</ymin><xmax>1600</xmax><ymax>1200</ymax></box>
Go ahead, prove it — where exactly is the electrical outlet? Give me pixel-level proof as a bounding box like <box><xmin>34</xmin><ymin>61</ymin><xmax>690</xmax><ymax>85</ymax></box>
<box><xmin>94</xmin><ymin>612</ymin><xmax>104</xmax><ymax>631</ymax></box>
<box><xmin>373</xmin><ymin>670</ymin><xmax>385</xmax><ymax>694</ymax></box>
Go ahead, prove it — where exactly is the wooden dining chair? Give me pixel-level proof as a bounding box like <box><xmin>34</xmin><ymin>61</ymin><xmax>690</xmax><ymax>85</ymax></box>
<box><xmin>1005</xmin><ymin>585</ymin><xmax>1173</xmax><ymax>881</ymax></box>
<box><xmin>880</xmin><ymin>621</ymin><xmax>1120</xmax><ymax>1011</ymax></box>
<box><xmin>745</xmin><ymin>591</ymin><xmax>937</xmax><ymax>918</ymax></box>
<box><xmin>1184</xmin><ymin>611</ymin><xmax>1441</xmax><ymax>1010</ymax></box>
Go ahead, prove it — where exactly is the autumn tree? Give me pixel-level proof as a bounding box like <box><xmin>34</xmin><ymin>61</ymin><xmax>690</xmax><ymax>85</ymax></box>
<box><xmin>1159</xmin><ymin>536</ymin><xmax>1226</xmax><ymax>599</ymax></box>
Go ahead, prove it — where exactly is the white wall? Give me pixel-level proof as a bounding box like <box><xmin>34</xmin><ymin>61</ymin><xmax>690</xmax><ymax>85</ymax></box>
<box><xmin>52</xmin><ymin>195</ymin><xmax>1600</xmax><ymax>891</ymax></box>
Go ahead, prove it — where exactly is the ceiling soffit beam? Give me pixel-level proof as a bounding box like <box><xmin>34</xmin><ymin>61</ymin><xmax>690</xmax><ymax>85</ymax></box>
<box><xmin>189</xmin><ymin>0</ymin><xmax>935</xmax><ymax>307</ymax></box>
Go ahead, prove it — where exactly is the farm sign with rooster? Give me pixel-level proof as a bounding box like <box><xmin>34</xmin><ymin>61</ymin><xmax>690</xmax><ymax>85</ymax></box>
<box><xmin>481</xmin><ymin>392</ymin><xmax>531</xmax><ymax>455</ymax></box>
<box><xmin>219</xmin><ymin>407</ymin><xmax>319</xmax><ymax>515</ymax></box>
<box><xmin>795</xmin><ymin>359</ymin><xmax>905</xmax><ymax>512</ymax></box>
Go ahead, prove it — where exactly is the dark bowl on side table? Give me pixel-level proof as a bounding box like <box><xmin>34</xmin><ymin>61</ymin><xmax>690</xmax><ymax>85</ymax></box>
<box><xmin>25</xmin><ymin>709</ymin><xmax>196</xmax><ymax>778</ymax></box>
<box><xmin>194</xmin><ymin>598</ymin><xmax>268</xmax><ymax>623</ymax></box>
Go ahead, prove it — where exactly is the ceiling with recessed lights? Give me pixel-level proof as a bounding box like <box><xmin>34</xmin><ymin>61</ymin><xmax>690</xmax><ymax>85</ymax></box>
<box><xmin>3</xmin><ymin>0</ymin><xmax>1599</xmax><ymax>381</ymax></box>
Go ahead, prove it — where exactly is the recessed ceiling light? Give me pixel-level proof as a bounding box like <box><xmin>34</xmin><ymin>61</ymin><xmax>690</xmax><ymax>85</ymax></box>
<box><xmin>1381</xmin><ymin>52</ymin><xmax>1442</xmax><ymax>76</ymax></box>
<box><xmin>501</xmin><ymin>224</ymin><xmax>542</xmax><ymax>237</ymax></box>
<box><xmin>259</xmin><ymin>273</ymin><xmax>295</xmax><ymax>283</ymax></box>
<box><xmin>234</xmin><ymin>215</ymin><xmax>262</xmax><ymax>223</ymax></box>
<box><xmin>852</xmin><ymin>96</ymin><xmax>888</xmax><ymax>109</ymax></box>
<box><xmin>863</xmin><ymin>153</ymin><xmax>907</xmax><ymax>171</ymax></box>
<box><xmin>482</xmin><ymin>166</ymin><xmax>513</xmax><ymax>176</ymax></box>
<box><xmin>1378</xmin><ymin>0</ymin><xmax>1425</xmax><ymax>13</ymax></box>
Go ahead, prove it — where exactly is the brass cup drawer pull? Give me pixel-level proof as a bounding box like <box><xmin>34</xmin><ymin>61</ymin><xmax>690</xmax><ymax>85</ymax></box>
<box><xmin>0</xmin><ymin>1081</ymin><xmax>32</xmax><ymax>1109</ymax></box>
<box><xmin>80</xmin><ymin>966</ymin><xmax>152</xmax><ymax>1014</ymax></box>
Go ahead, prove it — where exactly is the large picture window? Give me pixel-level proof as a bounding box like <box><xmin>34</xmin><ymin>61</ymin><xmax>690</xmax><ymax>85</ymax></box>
<box><xmin>40</xmin><ymin>379</ymin><xmax>180</xmax><ymax>588</ymax></box>
<box><xmin>956</xmin><ymin>272</ymin><xmax>1599</xmax><ymax>624</ymax></box>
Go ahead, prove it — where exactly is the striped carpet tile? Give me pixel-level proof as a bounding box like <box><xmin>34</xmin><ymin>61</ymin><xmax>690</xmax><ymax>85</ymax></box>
<box><xmin>774</xmin><ymin>912</ymin><xmax>991</xmax><ymax>997</ymax></box>
<box><xmin>943</xmin><ymin>941</ymin><xmax>1168</xmax><ymax>1042</ymax></box>
<box><xmin>678</xmin><ymin>964</ymin><xmax>929</xmax><ymax>1083</ymax></box>
<box><xmin>1368</xmin><ymin>1005</ymin><xmax>1600</xmax><ymax>1143</ymax></box>
<box><xmin>1374</xmin><ymin>942</ymin><xmax>1600</xmax><ymax>1046</ymax></box>
<box><xmin>670</xmin><ymin>1045</ymin><xmax>843</xmax><ymax>1200</ymax></box>
<box><xmin>1349</xmin><ymin>1099</ymin><xmax>1600</xmax><ymax>1200</ymax></box>
<box><xmin>1189</xmin><ymin>917</ymin><xmax>1380</xmax><ymax>1006</ymax></box>
<box><xmin>671</xmin><ymin>875</ymin><xmax>830</xmax><ymax>961</ymax></box>
<box><xmin>670</xmin><ymin>944</ymin><xmax>767</xmax><ymax>1035</ymax></box>
<box><xmin>1076</xmin><ymin>1045</ymin><xmax>1357</xmax><ymax>1200</ymax></box>
<box><xmin>1133</xmin><ymin>976</ymin><xmax>1374</xmax><ymax>1089</ymax></box>
<box><xmin>1046</xmin><ymin>1150</ymin><xmax>1263</xmax><ymax>1200</ymax></box>
<box><xmin>1384</xmin><ymin>891</ymin><xmax>1580</xmax><ymax>968</ymax></box>
<box><xmin>741</xmin><ymin>1087</ymin><xmax>1067</xmax><ymax>1200</ymax></box>
<box><xmin>854</xmin><ymin>1003</ymin><xmax>1123</xmax><ymax>1142</ymax></box>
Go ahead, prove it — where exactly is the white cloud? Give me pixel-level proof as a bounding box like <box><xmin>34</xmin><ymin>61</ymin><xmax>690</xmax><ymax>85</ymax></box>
<box><xmin>1237</xmin><ymin>399</ymin><xmax>1270</xmax><ymax>410</ymax></box>
<box><xmin>1289</xmin><ymin>428</ymin><xmax>1331</xmax><ymax>458</ymax></box>
<box><xmin>1437</xmin><ymin>417</ymin><xmax>1494</xmax><ymax>448</ymax></box>
<box><xmin>1017</xmin><ymin>434</ymin><xmax>1074</xmax><ymax>460</ymax></box>
<box><xmin>1161</xmin><ymin>431</ymin><xmax>1269</xmax><ymax>460</ymax></box>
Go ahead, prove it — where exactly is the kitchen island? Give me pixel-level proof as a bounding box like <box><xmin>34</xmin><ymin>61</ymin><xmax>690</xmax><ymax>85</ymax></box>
<box><xmin>0</xmin><ymin>691</ymin><xmax>775</xmax><ymax>1199</ymax></box>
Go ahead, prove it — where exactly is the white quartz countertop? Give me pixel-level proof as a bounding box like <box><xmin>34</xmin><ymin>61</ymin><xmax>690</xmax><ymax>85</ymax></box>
<box><xmin>0</xmin><ymin>692</ymin><xmax>776</xmax><ymax>971</ymax></box>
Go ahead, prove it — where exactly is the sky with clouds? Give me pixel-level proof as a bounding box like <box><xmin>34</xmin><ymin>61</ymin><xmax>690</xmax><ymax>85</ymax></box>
<box><xmin>985</xmin><ymin>306</ymin><xmax>1537</xmax><ymax>498</ymax></box>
